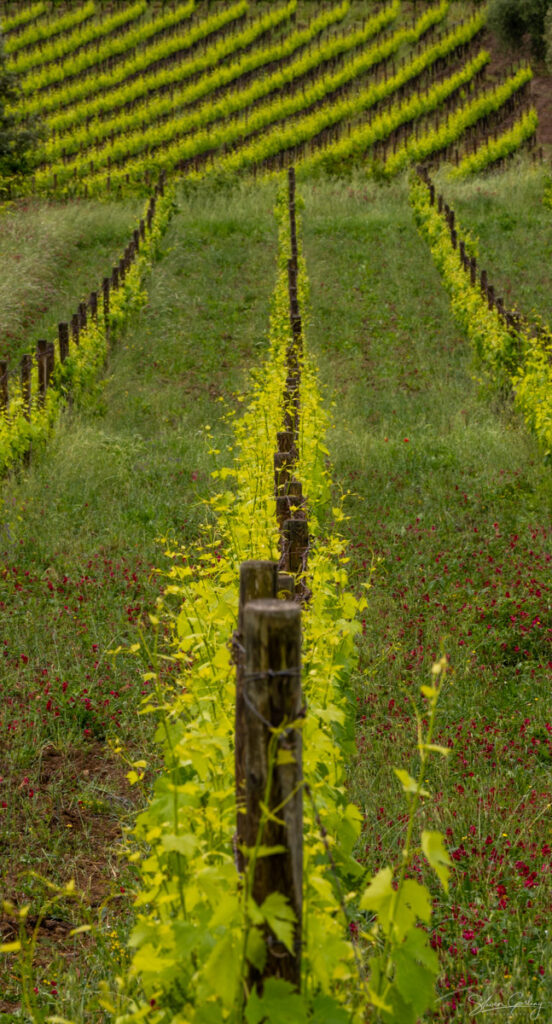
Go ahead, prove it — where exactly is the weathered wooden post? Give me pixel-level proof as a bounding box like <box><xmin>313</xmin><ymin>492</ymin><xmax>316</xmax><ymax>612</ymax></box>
<box><xmin>71</xmin><ymin>313</ymin><xmax>80</xmax><ymax>347</ymax></box>
<box><xmin>37</xmin><ymin>340</ymin><xmax>48</xmax><ymax>405</ymax></box>
<box><xmin>277</xmin><ymin>573</ymin><xmax>296</xmax><ymax>599</ymax></box>
<box><xmin>21</xmin><ymin>354</ymin><xmax>32</xmax><ymax>420</ymax></box>
<box><xmin>102</xmin><ymin>277</ymin><xmax>111</xmax><ymax>342</ymax></box>
<box><xmin>287</xmin><ymin>259</ymin><xmax>302</xmax><ymax>355</ymax></box>
<box><xmin>235</xmin><ymin>562</ymin><xmax>278</xmax><ymax>873</ymax></box>
<box><xmin>281</xmin><ymin>519</ymin><xmax>309</xmax><ymax>575</ymax></box>
<box><xmin>0</xmin><ymin>362</ymin><xmax>8</xmax><ymax>410</ymax></box>
<box><xmin>46</xmin><ymin>341</ymin><xmax>55</xmax><ymax>388</ymax></box>
<box><xmin>288</xmin><ymin>166</ymin><xmax>298</xmax><ymax>270</ymax></box>
<box><xmin>58</xmin><ymin>322</ymin><xmax>69</xmax><ymax>363</ymax></box>
<box><xmin>274</xmin><ymin>451</ymin><xmax>293</xmax><ymax>496</ymax></box>
<box><xmin>276</xmin><ymin>494</ymin><xmax>291</xmax><ymax>531</ymax></box>
<box><xmin>242</xmin><ymin>598</ymin><xmax>303</xmax><ymax>988</ymax></box>
<box><xmin>287</xmin><ymin>479</ymin><xmax>305</xmax><ymax>513</ymax></box>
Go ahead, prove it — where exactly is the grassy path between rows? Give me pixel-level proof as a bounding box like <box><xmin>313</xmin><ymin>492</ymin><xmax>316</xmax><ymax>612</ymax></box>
<box><xmin>0</xmin><ymin>183</ymin><xmax>278</xmax><ymax>1020</ymax></box>
<box><xmin>303</xmin><ymin>175</ymin><xmax>552</xmax><ymax>1021</ymax></box>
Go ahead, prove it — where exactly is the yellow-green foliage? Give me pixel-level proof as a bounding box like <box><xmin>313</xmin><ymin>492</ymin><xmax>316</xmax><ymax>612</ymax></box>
<box><xmin>450</xmin><ymin>108</ymin><xmax>538</xmax><ymax>178</ymax></box>
<box><xmin>0</xmin><ymin>185</ymin><xmax>175</xmax><ymax>474</ymax></box>
<box><xmin>410</xmin><ymin>173</ymin><xmax>552</xmax><ymax>459</ymax></box>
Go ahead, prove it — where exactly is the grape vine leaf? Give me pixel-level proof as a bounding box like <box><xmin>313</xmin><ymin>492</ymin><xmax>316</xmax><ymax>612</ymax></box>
<box><xmin>245</xmin><ymin>978</ymin><xmax>308</xmax><ymax>1024</ymax></box>
<box><xmin>422</xmin><ymin>830</ymin><xmax>452</xmax><ymax>893</ymax></box>
<box><xmin>260</xmin><ymin>891</ymin><xmax>296</xmax><ymax>953</ymax></box>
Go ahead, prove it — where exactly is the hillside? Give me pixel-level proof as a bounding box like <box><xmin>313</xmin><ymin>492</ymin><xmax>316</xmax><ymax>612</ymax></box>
<box><xmin>0</xmin><ymin>0</ymin><xmax>543</xmax><ymax>197</ymax></box>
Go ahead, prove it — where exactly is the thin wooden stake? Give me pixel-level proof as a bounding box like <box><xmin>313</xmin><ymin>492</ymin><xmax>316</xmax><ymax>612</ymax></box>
<box><xmin>235</xmin><ymin>562</ymin><xmax>278</xmax><ymax>874</ymax></box>
<box><xmin>242</xmin><ymin>598</ymin><xmax>302</xmax><ymax>988</ymax></box>
<box><xmin>0</xmin><ymin>362</ymin><xmax>8</xmax><ymax>409</ymax></box>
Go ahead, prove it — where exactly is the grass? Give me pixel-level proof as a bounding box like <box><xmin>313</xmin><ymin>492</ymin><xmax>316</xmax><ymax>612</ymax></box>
<box><xmin>0</xmin><ymin>197</ymin><xmax>141</xmax><ymax>366</ymax></box>
<box><xmin>301</xmin><ymin>167</ymin><xmax>552</xmax><ymax>1020</ymax></box>
<box><xmin>0</xmin><ymin>179</ymin><xmax>278</xmax><ymax>1021</ymax></box>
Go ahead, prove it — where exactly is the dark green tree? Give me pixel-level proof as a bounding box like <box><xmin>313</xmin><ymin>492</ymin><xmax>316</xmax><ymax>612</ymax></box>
<box><xmin>488</xmin><ymin>0</ymin><xmax>552</xmax><ymax>60</ymax></box>
<box><xmin>0</xmin><ymin>27</ymin><xmax>42</xmax><ymax>185</ymax></box>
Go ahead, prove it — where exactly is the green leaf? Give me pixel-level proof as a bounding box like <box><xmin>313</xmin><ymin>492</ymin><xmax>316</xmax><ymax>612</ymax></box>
<box><xmin>391</xmin><ymin>878</ymin><xmax>432</xmax><ymax>942</ymax></box>
<box><xmin>193</xmin><ymin>1003</ymin><xmax>227</xmax><ymax>1024</ymax></box>
<box><xmin>203</xmin><ymin>933</ymin><xmax>239</xmax><ymax>1009</ymax></box>
<box><xmin>131</xmin><ymin>943</ymin><xmax>176</xmax><ymax>976</ymax></box>
<box><xmin>161</xmin><ymin>832</ymin><xmax>197</xmax><ymax>857</ymax></box>
<box><xmin>359</xmin><ymin>866</ymin><xmax>394</xmax><ymax>929</ymax></box>
<box><xmin>260</xmin><ymin>891</ymin><xmax>296</xmax><ymax>954</ymax></box>
<box><xmin>399</xmin><ymin>879</ymin><xmax>432</xmax><ymax>924</ymax></box>
<box><xmin>393</xmin><ymin>928</ymin><xmax>438</xmax><ymax>1018</ymax></box>
<box><xmin>245</xmin><ymin>926</ymin><xmax>266</xmax><ymax>972</ymax></box>
<box><xmin>393</xmin><ymin>768</ymin><xmax>429</xmax><ymax>797</ymax></box>
<box><xmin>245</xmin><ymin>978</ymin><xmax>308</xmax><ymax>1024</ymax></box>
<box><xmin>421</xmin><ymin>830</ymin><xmax>452</xmax><ymax>893</ymax></box>
<box><xmin>311</xmin><ymin>993</ymin><xmax>351</xmax><ymax>1023</ymax></box>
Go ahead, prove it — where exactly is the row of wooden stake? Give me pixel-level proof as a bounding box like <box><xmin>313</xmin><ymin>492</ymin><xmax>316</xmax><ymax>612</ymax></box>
<box><xmin>417</xmin><ymin>165</ymin><xmax>548</xmax><ymax>341</ymax></box>
<box><xmin>0</xmin><ymin>173</ymin><xmax>167</xmax><ymax>464</ymax></box>
<box><xmin>233</xmin><ymin>167</ymin><xmax>307</xmax><ymax>990</ymax></box>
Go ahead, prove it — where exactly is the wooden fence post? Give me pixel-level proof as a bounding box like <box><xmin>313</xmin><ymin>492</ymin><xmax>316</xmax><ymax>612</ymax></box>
<box><xmin>21</xmin><ymin>354</ymin><xmax>32</xmax><ymax>420</ymax></box>
<box><xmin>46</xmin><ymin>341</ymin><xmax>55</xmax><ymax>388</ymax></box>
<box><xmin>281</xmin><ymin>519</ymin><xmax>309</xmax><ymax>575</ymax></box>
<box><xmin>235</xmin><ymin>562</ymin><xmax>278</xmax><ymax>873</ymax></box>
<box><xmin>71</xmin><ymin>313</ymin><xmax>80</xmax><ymax>348</ymax></box>
<box><xmin>288</xmin><ymin>166</ymin><xmax>298</xmax><ymax>269</ymax></box>
<box><xmin>277</xmin><ymin>572</ymin><xmax>295</xmax><ymax>599</ymax></box>
<box><xmin>58</xmin><ymin>322</ymin><xmax>69</xmax><ymax>363</ymax></box>
<box><xmin>37</xmin><ymin>340</ymin><xmax>48</xmax><ymax>405</ymax></box>
<box><xmin>102</xmin><ymin>277</ymin><xmax>111</xmax><ymax>342</ymax></box>
<box><xmin>242</xmin><ymin>598</ymin><xmax>303</xmax><ymax>988</ymax></box>
<box><xmin>0</xmin><ymin>362</ymin><xmax>8</xmax><ymax>410</ymax></box>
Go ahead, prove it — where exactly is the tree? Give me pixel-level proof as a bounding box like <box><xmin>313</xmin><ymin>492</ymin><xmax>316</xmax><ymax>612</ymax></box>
<box><xmin>0</xmin><ymin>27</ymin><xmax>42</xmax><ymax>186</ymax></box>
<box><xmin>488</xmin><ymin>0</ymin><xmax>552</xmax><ymax>61</ymax></box>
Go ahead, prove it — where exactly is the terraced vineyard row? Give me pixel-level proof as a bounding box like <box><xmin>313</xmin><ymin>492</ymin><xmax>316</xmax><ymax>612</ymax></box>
<box><xmin>3</xmin><ymin>0</ymin><xmax>539</xmax><ymax>194</ymax></box>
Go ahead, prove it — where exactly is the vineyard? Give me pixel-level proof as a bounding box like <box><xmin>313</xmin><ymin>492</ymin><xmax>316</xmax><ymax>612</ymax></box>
<box><xmin>0</xmin><ymin>0</ymin><xmax>542</xmax><ymax>197</ymax></box>
<box><xmin>1</xmin><ymin>0</ymin><xmax>552</xmax><ymax>1023</ymax></box>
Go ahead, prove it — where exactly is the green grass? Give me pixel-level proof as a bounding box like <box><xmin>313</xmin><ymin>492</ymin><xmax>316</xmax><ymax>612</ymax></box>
<box><xmin>0</xmin><ymin>180</ymin><xmax>278</xmax><ymax>1020</ymax></box>
<box><xmin>302</xmin><ymin>170</ymin><xmax>552</xmax><ymax>1020</ymax></box>
<box><xmin>0</xmin><ymin>197</ymin><xmax>141</xmax><ymax>367</ymax></box>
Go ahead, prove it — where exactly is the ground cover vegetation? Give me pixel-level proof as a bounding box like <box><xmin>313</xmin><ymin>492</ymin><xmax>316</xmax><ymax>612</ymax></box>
<box><xmin>0</xmin><ymin>0</ymin><xmax>551</xmax><ymax>1021</ymax></box>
